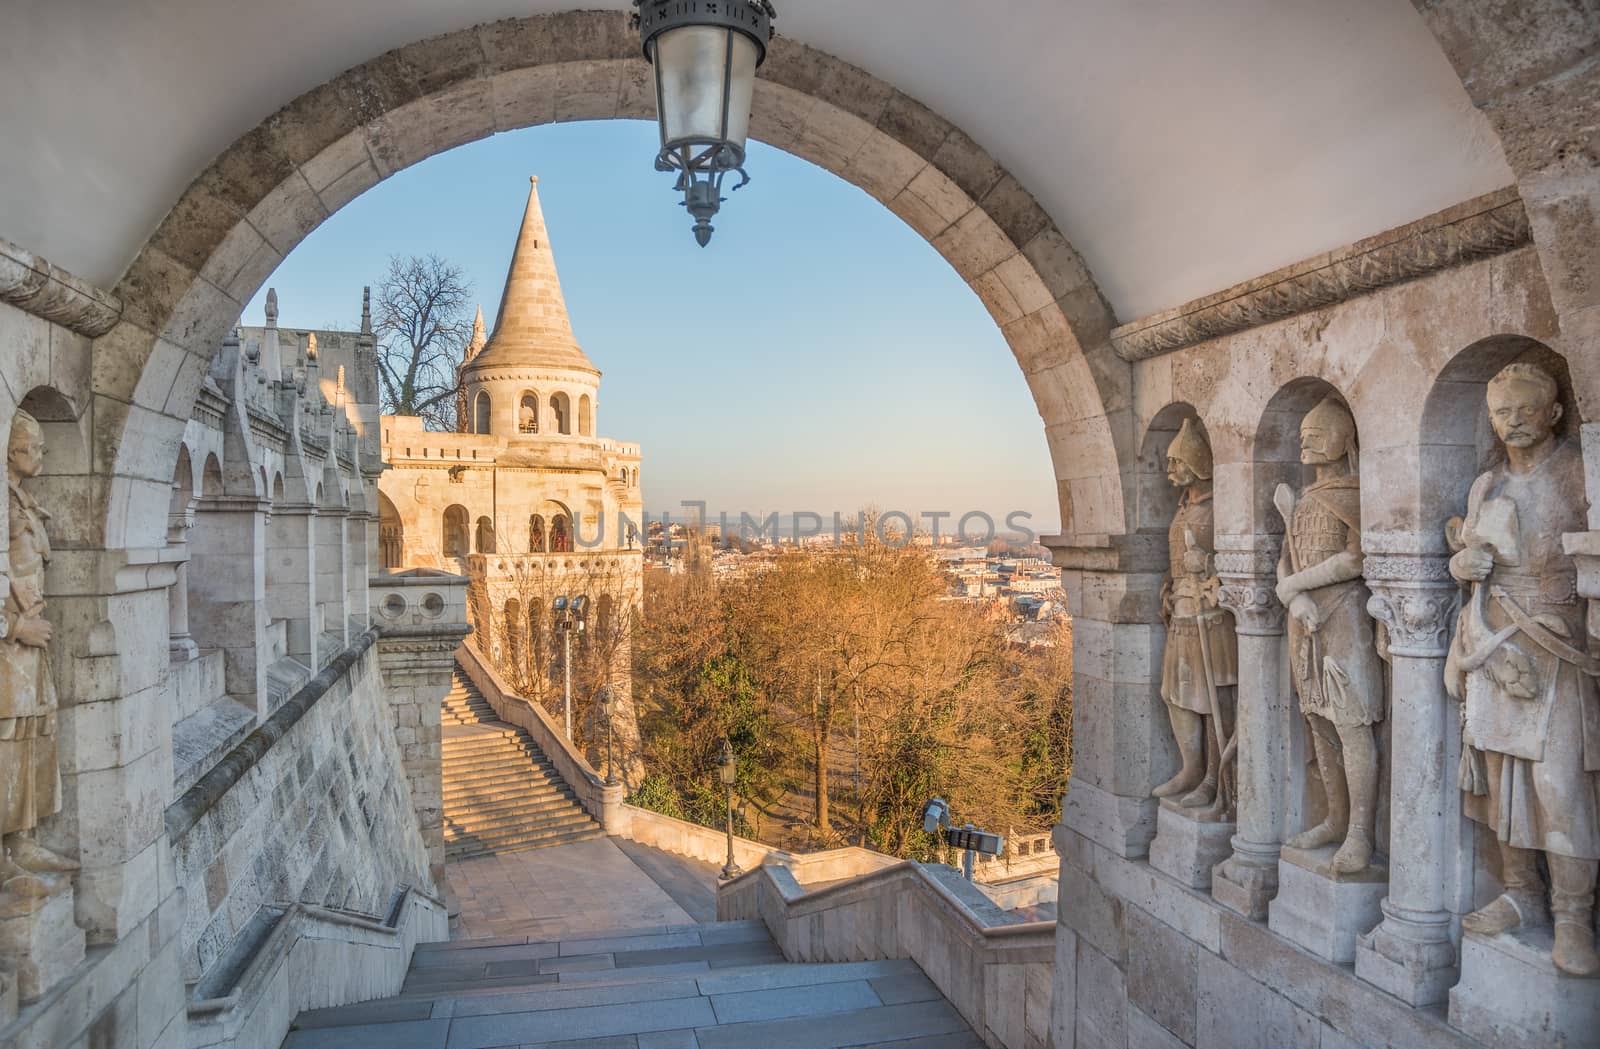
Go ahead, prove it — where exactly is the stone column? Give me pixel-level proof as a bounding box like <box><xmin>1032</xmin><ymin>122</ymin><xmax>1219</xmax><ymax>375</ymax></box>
<box><xmin>1211</xmin><ymin>541</ymin><xmax>1289</xmax><ymax>919</ymax></box>
<box><xmin>1050</xmin><ymin>540</ymin><xmax>1168</xmax><ymax>859</ymax></box>
<box><xmin>188</xmin><ymin>494</ymin><xmax>271</xmax><ymax>713</ymax></box>
<box><xmin>316</xmin><ymin>504</ymin><xmax>349</xmax><ymax>653</ymax></box>
<box><xmin>372</xmin><ymin>572</ymin><xmax>471</xmax><ymax>891</ymax></box>
<box><xmin>166</xmin><ymin>508</ymin><xmax>198</xmax><ymax>662</ymax></box>
<box><xmin>267</xmin><ymin>503</ymin><xmax>317</xmax><ymax>669</ymax></box>
<box><xmin>1353</xmin><ymin>557</ymin><xmax>1463</xmax><ymax>1003</ymax></box>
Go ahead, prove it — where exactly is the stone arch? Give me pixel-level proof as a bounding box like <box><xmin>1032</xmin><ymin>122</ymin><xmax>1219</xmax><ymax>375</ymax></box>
<box><xmin>1247</xmin><ymin>377</ymin><xmax>1357</xmax><ymax>539</ymax></box>
<box><xmin>170</xmin><ymin>445</ymin><xmax>194</xmax><ymax>512</ymax></box>
<box><xmin>529</xmin><ymin>513</ymin><xmax>546</xmax><ymax>553</ymax></box>
<box><xmin>578</xmin><ymin>394</ymin><xmax>592</xmax><ymax>437</ymax></box>
<box><xmin>378</xmin><ymin>490</ymin><xmax>403</xmax><ymax>569</ymax></box>
<box><xmin>474</xmin><ymin>514</ymin><xmax>496</xmax><ymax>554</ymax></box>
<box><xmin>443</xmin><ymin>503</ymin><xmax>470</xmax><ymax>558</ymax></box>
<box><xmin>201</xmin><ymin>454</ymin><xmax>224</xmax><ymax>498</ymax></box>
<box><xmin>1419</xmin><ymin>335</ymin><xmax>1575</xmax><ymax>547</ymax></box>
<box><xmin>519</xmin><ymin>390</ymin><xmax>540</xmax><ymax>433</ymax></box>
<box><xmin>549</xmin><ymin>392</ymin><xmax>571</xmax><ymax>436</ymax></box>
<box><xmin>272</xmin><ymin>472</ymin><xmax>285</xmax><ymax>501</ymax></box>
<box><xmin>95</xmin><ymin>11</ymin><xmax>1128</xmax><ymax>553</ymax></box>
<box><xmin>1135</xmin><ymin>403</ymin><xmax>1208</xmax><ymax>538</ymax></box>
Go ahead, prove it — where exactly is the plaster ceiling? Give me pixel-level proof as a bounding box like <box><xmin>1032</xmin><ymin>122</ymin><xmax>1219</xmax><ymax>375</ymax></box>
<box><xmin>0</xmin><ymin>0</ymin><xmax>1512</xmax><ymax>321</ymax></box>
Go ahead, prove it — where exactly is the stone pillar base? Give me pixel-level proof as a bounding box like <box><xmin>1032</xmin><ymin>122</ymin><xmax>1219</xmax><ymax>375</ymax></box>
<box><xmin>1449</xmin><ymin>927</ymin><xmax>1600</xmax><ymax>1049</ymax></box>
<box><xmin>1267</xmin><ymin>844</ymin><xmax>1386</xmax><ymax>964</ymax></box>
<box><xmin>1354</xmin><ymin>899</ymin><xmax>1458</xmax><ymax>1006</ymax></box>
<box><xmin>1212</xmin><ymin>838</ymin><xmax>1280</xmax><ymax>920</ymax></box>
<box><xmin>0</xmin><ymin>889</ymin><xmax>85</xmax><ymax>1001</ymax></box>
<box><xmin>1148</xmin><ymin>803</ymin><xmax>1235</xmax><ymax>890</ymax></box>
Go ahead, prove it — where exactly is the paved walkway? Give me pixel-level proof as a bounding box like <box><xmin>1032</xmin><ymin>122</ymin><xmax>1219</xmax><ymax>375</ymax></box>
<box><xmin>447</xmin><ymin>835</ymin><xmax>722</xmax><ymax>941</ymax></box>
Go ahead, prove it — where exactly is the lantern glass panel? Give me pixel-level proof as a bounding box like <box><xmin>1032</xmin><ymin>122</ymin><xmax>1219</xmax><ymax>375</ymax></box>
<box><xmin>652</xmin><ymin>26</ymin><xmax>758</xmax><ymax>154</ymax></box>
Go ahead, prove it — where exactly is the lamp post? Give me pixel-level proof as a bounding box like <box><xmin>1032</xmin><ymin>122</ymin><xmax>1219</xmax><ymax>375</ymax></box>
<box><xmin>553</xmin><ymin>595</ymin><xmax>587</xmax><ymax>740</ymax></box>
<box><xmin>633</xmin><ymin>0</ymin><xmax>776</xmax><ymax>246</ymax></box>
<box><xmin>599</xmin><ymin>685</ymin><xmax>618</xmax><ymax>787</ymax></box>
<box><xmin>717</xmin><ymin>738</ymin><xmax>743</xmax><ymax>880</ymax></box>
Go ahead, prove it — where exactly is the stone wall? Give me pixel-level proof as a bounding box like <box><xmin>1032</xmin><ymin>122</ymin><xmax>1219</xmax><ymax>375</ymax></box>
<box><xmin>166</xmin><ymin>632</ymin><xmax>432</xmax><ymax>984</ymax></box>
<box><xmin>1050</xmin><ymin>231</ymin><xmax>1590</xmax><ymax>1047</ymax></box>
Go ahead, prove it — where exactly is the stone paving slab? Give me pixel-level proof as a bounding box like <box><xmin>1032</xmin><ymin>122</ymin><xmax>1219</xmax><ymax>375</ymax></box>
<box><xmin>539</xmin><ymin>953</ymin><xmax>616</xmax><ymax>974</ymax></box>
<box><xmin>707</xmin><ymin>979</ymin><xmax>883</xmax><ymax>1025</ymax></box>
<box><xmin>294</xmin><ymin>997</ymin><xmax>437</xmax><ymax>1029</ymax></box>
<box><xmin>691</xmin><ymin>1000</ymin><xmax>971</xmax><ymax>1049</ymax></box>
<box><xmin>286</xmin><ymin>1017</ymin><xmax>451</xmax><ymax>1048</ymax></box>
<box><xmin>693</xmin><ymin>960</ymin><xmax>919</xmax><ymax>997</ymax></box>
<box><xmin>559</xmin><ymin>930</ymin><xmax>705</xmax><ymax>956</ymax></box>
<box><xmin>414</xmin><ymin>941</ymin><xmax>560</xmax><ymax>968</ymax></box>
<box><xmin>866</xmin><ymin>971</ymin><xmax>942</xmax><ymax>1005</ymax></box>
<box><xmin>553</xmin><ymin>961</ymin><xmax>712</xmax><ymax>987</ymax></box>
<box><xmin>445</xmin><ymin>994</ymin><xmax>718</xmax><ymax>1048</ymax></box>
<box><xmin>614</xmin><ymin>942</ymin><xmax>784</xmax><ymax>969</ymax></box>
<box><xmin>636</xmin><ymin>1032</ymin><xmax>700</xmax><ymax>1049</ymax></box>
<box><xmin>450</xmin><ymin>978</ymin><xmax>705</xmax><ymax>1019</ymax></box>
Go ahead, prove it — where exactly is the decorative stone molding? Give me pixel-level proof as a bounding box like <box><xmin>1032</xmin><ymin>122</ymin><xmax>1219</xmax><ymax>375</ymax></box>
<box><xmin>1214</xmin><ymin>545</ymin><xmax>1281</xmax><ymax>580</ymax></box>
<box><xmin>1364</xmin><ymin>556</ymin><xmax>1459</xmax><ymax>658</ymax></box>
<box><xmin>0</xmin><ymin>234</ymin><xmax>121</xmax><ymax>337</ymax></box>
<box><xmin>1111</xmin><ymin>188</ymin><xmax>1530</xmax><ymax>361</ymax></box>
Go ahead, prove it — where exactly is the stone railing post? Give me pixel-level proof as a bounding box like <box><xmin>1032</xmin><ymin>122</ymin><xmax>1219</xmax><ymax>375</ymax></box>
<box><xmin>1355</xmin><ymin>556</ymin><xmax>1464</xmax><ymax>1003</ymax></box>
<box><xmin>1211</xmin><ymin>540</ymin><xmax>1289</xmax><ymax>919</ymax></box>
<box><xmin>372</xmin><ymin>570</ymin><xmax>471</xmax><ymax>891</ymax></box>
<box><xmin>165</xmin><ymin>508</ymin><xmax>198</xmax><ymax>662</ymax></box>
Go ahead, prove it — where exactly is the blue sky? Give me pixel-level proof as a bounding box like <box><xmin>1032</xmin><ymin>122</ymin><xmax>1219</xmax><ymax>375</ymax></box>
<box><xmin>244</xmin><ymin>120</ymin><xmax>1059</xmax><ymax>534</ymax></box>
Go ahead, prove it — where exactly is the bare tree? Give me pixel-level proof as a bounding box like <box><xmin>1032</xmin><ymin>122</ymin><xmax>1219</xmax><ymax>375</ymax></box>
<box><xmin>374</xmin><ymin>254</ymin><xmax>474</xmax><ymax>430</ymax></box>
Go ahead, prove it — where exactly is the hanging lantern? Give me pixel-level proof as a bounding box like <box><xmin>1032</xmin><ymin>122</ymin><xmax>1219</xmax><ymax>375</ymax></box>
<box><xmin>633</xmin><ymin>0</ymin><xmax>776</xmax><ymax>246</ymax></box>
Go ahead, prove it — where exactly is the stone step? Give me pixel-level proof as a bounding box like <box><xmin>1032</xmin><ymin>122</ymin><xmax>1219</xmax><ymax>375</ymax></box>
<box><xmin>441</xmin><ymin>746</ymin><xmax>553</xmax><ymax>769</ymax></box>
<box><xmin>442</xmin><ymin>773</ymin><xmax>569</xmax><ymax>798</ymax></box>
<box><xmin>444</xmin><ymin>824</ymin><xmax>606</xmax><ymax>859</ymax></box>
<box><xmin>444</xmin><ymin>808</ymin><xmax>597</xmax><ymax>840</ymax></box>
<box><xmin>442</xmin><ymin>757</ymin><xmax>559</xmax><ymax>781</ymax></box>
<box><xmin>444</xmin><ymin>792</ymin><xmax>585</xmax><ymax>822</ymax></box>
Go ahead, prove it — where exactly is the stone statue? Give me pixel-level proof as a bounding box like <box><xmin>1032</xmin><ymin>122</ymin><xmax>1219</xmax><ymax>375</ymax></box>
<box><xmin>1155</xmin><ymin>419</ymin><xmax>1237</xmax><ymax>818</ymax></box>
<box><xmin>0</xmin><ymin>410</ymin><xmax>77</xmax><ymax>914</ymax></box>
<box><xmin>1446</xmin><ymin>362</ymin><xmax>1599</xmax><ymax>976</ymax></box>
<box><xmin>1275</xmin><ymin>396</ymin><xmax>1384</xmax><ymax>873</ymax></box>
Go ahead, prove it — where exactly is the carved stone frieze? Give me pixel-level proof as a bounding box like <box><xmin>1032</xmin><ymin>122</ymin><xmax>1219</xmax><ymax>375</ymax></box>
<box><xmin>1362</xmin><ymin>554</ymin><xmax>1455</xmax><ymax>584</ymax></box>
<box><xmin>0</xmin><ymin>236</ymin><xmax>121</xmax><ymax>338</ymax></box>
<box><xmin>1215</xmin><ymin>545</ymin><xmax>1282</xmax><ymax>582</ymax></box>
<box><xmin>1111</xmin><ymin>188</ymin><xmax>1530</xmax><ymax>361</ymax></box>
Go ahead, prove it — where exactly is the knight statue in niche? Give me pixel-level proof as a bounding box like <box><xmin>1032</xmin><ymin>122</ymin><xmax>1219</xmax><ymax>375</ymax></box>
<box><xmin>1446</xmin><ymin>362</ymin><xmax>1600</xmax><ymax>977</ymax></box>
<box><xmin>1275</xmin><ymin>396</ymin><xmax>1385</xmax><ymax>874</ymax></box>
<box><xmin>1155</xmin><ymin>419</ymin><xmax>1237</xmax><ymax>819</ymax></box>
<box><xmin>0</xmin><ymin>410</ymin><xmax>78</xmax><ymax>914</ymax></box>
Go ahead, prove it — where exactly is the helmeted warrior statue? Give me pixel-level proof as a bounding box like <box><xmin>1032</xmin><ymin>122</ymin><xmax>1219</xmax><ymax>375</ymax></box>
<box><xmin>1275</xmin><ymin>396</ymin><xmax>1385</xmax><ymax>874</ymax></box>
<box><xmin>1446</xmin><ymin>362</ymin><xmax>1600</xmax><ymax>976</ymax></box>
<box><xmin>1156</xmin><ymin>418</ymin><xmax>1237</xmax><ymax>818</ymax></box>
<box><xmin>0</xmin><ymin>410</ymin><xmax>77</xmax><ymax>914</ymax></box>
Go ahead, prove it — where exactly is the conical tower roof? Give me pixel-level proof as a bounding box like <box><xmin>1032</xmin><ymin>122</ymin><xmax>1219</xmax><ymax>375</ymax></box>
<box><xmin>464</xmin><ymin>177</ymin><xmax>599</xmax><ymax>377</ymax></box>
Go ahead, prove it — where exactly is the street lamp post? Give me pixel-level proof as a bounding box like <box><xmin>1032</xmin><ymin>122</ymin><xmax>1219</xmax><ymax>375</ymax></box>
<box><xmin>553</xmin><ymin>595</ymin><xmax>587</xmax><ymax>740</ymax></box>
<box><xmin>633</xmin><ymin>0</ymin><xmax>776</xmax><ymax>246</ymax></box>
<box><xmin>599</xmin><ymin>685</ymin><xmax>618</xmax><ymax>787</ymax></box>
<box><xmin>717</xmin><ymin>739</ymin><xmax>742</xmax><ymax>881</ymax></box>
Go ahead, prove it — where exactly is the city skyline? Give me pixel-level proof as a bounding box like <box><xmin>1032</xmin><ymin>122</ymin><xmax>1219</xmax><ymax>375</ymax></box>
<box><xmin>242</xmin><ymin>120</ymin><xmax>1061</xmax><ymax>533</ymax></box>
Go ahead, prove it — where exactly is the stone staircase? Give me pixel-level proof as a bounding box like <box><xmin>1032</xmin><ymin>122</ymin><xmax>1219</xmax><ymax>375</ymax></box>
<box><xmin>443</xmin><ymin>668</ymin><xmax>605</xmax><ymax>861</ymax></box>
<box><xmin>282</xmin><ymin>919</ymin><xmax>983</xmax><ymax>1048</ymax></box>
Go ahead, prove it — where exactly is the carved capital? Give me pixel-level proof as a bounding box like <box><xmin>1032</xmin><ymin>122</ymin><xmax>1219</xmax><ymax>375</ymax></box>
<box><xmin>1365</xmin><ymin>563</ymin><xmax>1460</xmax><ymax>658</ymax></box>
<box><xmin>1217</xmin><ymin>581</ymin><xmax>1286</xmax><ymax>636</ymax></box>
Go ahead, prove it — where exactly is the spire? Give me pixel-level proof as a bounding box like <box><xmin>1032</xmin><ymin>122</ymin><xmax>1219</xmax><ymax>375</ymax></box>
<box><xmin>464</xmin><ymin>176</ymin><xmax>599</xmax><ymax>377</ymax></box>
<box><xmin>261</xmin><ymin>288</ymin><xmax>282</xmax><ymax>381</ymax></box>
<box><xmin>361</xmin><ymin>286</ymin><xmax>372</xmax><ymax>335</ymax></box>
<box><xmin>465</xmin><ymin>305</ymin><xmax>486</xmax><ymax>362</ymax></box>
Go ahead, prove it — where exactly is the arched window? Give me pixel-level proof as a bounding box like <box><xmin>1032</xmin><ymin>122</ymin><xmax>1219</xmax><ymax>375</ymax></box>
<box><xmin>578</xmin><ymin>394</ymin><xmax>592</xmax><ymax>436</ymax></box>
<box><xmin>443</xmin><ymin>505</ymin><xmax>470</xmax><ymax>558</ymax></box>
<box><xmin>475</xmin><ymin>515</ymin><xmax>496</xmax><ymax>554</ymax></box>
<box><xmin>473</xmin><ymin>390</ymin><xmax>492</xmax><ymax>434</ymax></box>
<box><xmin>379</xmin><ymin>492</ymin><xmax>403</xmax><ymax>569</ymax></box>
<box><xmin>550</xmin><ymin>514</ymin><xmax>570</xmax><ymax>553</ymax></box>
<box><xmin>549</xmin><ymin>392</ymin><xmax>570</xmax><ymax>435</ymax></box>
<box><xmin>202</xmin><ymin>453</ymin><xmax>224</xmax><ymax>497</ymax></box>
<box><xmin>519</xmin><ymin>392</ymin><xmax>539</xmax><ymax>433</ymax></box>
<box><xmin>529</xmin><ymin>513</ymin><xmax>546</xmax><ymax>552</ymax></box>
